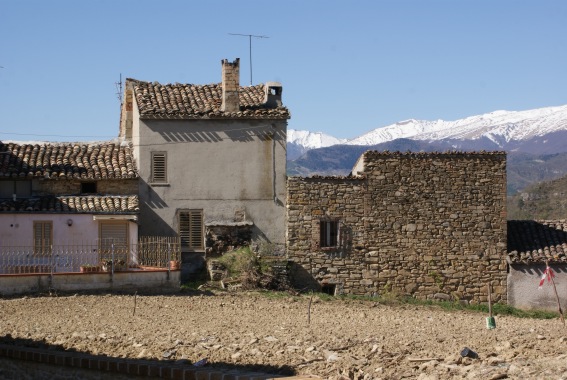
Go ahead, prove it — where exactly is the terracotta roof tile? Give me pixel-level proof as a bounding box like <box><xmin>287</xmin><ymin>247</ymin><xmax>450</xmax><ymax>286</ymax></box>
<box><xmin>131</xmin><ymin>80</ymin><xmax>290</xmax><ymax>120</ymax></box>
<box><xmin>0</xmin><ymin>195</ymin><xmax>139</xmax><ymax>214</ymax></box>
<box><xmin>507</xmin><ymin>220</ymin><xmax>567</xmax><ymax>264</ymax></box>
<box><xmin>0</xmin><ymin>142</ymin><xmax>138</xmax><ymax>179</ymax></box>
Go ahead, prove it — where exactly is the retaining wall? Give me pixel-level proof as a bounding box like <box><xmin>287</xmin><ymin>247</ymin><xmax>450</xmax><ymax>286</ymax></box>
<box><xmin>0</xmin><ymin>270</ymin><xmax>180</xmax><ymax>296</ymax></box>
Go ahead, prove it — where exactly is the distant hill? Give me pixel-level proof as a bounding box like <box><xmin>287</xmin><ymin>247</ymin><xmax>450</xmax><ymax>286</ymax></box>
<box><xmin>508</xmin><ymin>174</ymin><xmax>567</xmax><ymax>220</ymax></box>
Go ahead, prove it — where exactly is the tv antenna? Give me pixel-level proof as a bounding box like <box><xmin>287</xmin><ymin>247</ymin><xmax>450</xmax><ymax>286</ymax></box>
<box><xmin>115</xmin><ymin>73</ymin><xmax>123</xmax><ymax>104</ymax></box>
<box><xmin>229</xmin><ymin>33</ymin><xmax>269</xmax><ymax>85</ymax></box>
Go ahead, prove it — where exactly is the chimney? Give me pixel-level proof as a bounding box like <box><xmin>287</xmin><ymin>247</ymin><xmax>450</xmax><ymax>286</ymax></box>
<box><xmin>221</xmin><ymin>58</ymin><xmax>240</xmax><ymax>112</ymax></box>
<box><xmin>264</xmin><ymin>82</ymin><xmax>283</xmax><ymax>107</ymax></box>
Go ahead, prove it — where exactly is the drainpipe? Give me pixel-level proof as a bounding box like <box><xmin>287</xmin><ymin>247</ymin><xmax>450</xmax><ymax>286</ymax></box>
<box><xmin>272</xmin><ymin>126</ymin><xmax>277</xmax><ymax>203</ymax></box>
<box><xmin>167</xmin><ymin>243</ymin><xmax>171</xmax><ymax>281</ymax></box>
<box><xmin>110</xmin><ymin>243</ymin><xmax>114</xmax><ymax>283</ymax></box>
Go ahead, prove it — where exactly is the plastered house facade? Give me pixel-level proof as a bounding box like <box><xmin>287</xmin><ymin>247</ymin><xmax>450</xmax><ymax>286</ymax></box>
<box><xmin>119</xmin><ymin>59</ymin><xmax>290</xmax><ymax>275</ymax></box>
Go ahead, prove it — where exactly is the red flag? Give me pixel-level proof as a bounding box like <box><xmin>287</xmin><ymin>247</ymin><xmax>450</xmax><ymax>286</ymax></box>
<box><xmin>538</xmin><ymin>265</ymin><xmax>555</xmax><ymax>289</ymax></box>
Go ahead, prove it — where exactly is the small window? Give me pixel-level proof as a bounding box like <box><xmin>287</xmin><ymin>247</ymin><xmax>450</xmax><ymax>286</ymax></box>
<box><xmin>179</xmin><ymin>210</ymin><xmax>204</xmax><ymax>250</ymax></box>
<box><xmin>99</xmin><ymin>221</ymin><xmax>129</xmax><ymax>261</ymax></box>
<box><xmin>151</xmin><ymin>152</ymin><xmax>167</xmax><ymax>183</ymax></box>
<box><xmin>33</xmin><ymin>221</ymin><xmax>53</xmax><ymax>256</ymax></box>
<box><xmin>320</xmin><ymin>220</ymin><xmax>339</xmax><ymax>248</ymax></box>
<box><xmin>81</xmin><ymin>182</ymin><xmax>97</xmax><ymax>194</ymax></box>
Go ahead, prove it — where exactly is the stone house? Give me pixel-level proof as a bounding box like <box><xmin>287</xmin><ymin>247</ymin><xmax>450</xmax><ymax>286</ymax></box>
<box><xmin>119</xmin><ymin>58</ymin><xmax>290</xmax><ymax>277</ymax></box>
<box><xmin>287</xmin><ymin>150</ymin><xmax>508</xmax><ymax>304</ymax></box>
<box><xmin>507</xmin><ymin>220</ymin><xmax>567</xmax><ymax>310</ymax></box>
<box><xmin>0</xmin><ymin>141</ymin><xmax>139</xmax><ymax>272</ymax></box>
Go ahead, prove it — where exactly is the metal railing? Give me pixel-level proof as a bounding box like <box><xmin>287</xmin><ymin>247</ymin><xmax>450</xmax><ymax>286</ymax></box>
<box><xmin>0</xmin><ymin>236</ymin><xmax>181</xmax><ymax>275</ymax></box>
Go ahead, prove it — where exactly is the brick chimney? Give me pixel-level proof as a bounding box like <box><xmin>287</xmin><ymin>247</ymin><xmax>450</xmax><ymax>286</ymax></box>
<box><xmin>221</xmin><ymin>58</ymin><xmax>240</xmax><ymax>112</ymax></box>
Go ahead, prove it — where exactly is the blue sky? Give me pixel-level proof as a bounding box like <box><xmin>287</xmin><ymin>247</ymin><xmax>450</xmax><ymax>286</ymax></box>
<box><xmin>1</xmin><ymin>0</ymin><xmax>566</xmax><ymax>141</ymax></box>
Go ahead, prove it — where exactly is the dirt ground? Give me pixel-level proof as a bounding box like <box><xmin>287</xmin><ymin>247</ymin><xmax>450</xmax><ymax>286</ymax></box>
<box><xmin>1</xmin><ymin>289</ymin><xmax>567</xmax><ymax>380</ymax></box>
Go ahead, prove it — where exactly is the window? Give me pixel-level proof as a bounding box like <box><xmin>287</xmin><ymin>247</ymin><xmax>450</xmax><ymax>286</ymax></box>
<box><xmin>151</xmin><ymin>152</ymin><xmax>167</xmax><ymax>183</ymax></box>
<box><xmin>320</xmin><ymin>220</ymin><xmax>339</xmax><ymax>248</ymax></box>
<box><xmin>81</xmin><ymin>182</ymin><xmax>97</xmax><ymax>194</ymax></box>
<box><xmin>33</xmin><ymin>221</ymin><xmax>52</xmax><ymax>256</ymax></box>
<box><xmin>179</xmin><ymin>210</ymin><xmax>203</xmax><ymax>250</ymax></box>
<box><xmin>99</xmin><ymin>221</ymin><xmax>129</xmax><ymax>262</ymax></box>
<box><xmin>0</xmin><ymin>180</ymin><xmax>32</xmax><ymax>199</ymax></box>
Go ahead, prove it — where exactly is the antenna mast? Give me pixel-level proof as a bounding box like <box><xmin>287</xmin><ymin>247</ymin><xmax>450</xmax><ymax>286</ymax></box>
<box><xmin>115</xmin><ymin>73</ymin><xmax>123</xmax><ymax>104</ymax></box>
<box><xmin>229</xmin><ymin>33</ymin><xmax>269</xmax><ymax>85</ymax></box>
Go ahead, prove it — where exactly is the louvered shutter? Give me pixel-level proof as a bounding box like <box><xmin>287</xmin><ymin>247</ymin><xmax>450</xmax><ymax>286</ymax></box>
<box><xmin>179</xmin><ymin>210</ymin><xmax>203</xmax><ymax>250</ymax></box>
<box><xmin>33</xmin><ymin>221</ymin><xmax>52</xmax><ymax>256</ymax></box>
<box><xmin>100</xmin><ymin>222</ymin><xmax>129</xmax><ymax>254</ymax></box>
<box><xmin>151</xmin><ymin>152</ymin><xmax>167</xmax><ymax>183</ymax></box>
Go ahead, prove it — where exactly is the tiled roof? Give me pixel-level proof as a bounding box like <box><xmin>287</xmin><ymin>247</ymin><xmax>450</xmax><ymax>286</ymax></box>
<box><xmin>0</xmin><ymin>142</ymin><xmax>137</xmax><ymax>179</ymax></box>
<box><xmin>508</xmin><ymin>220</ymin><xmax>567</xmax><ymax>264</ymax></box>
<box><xmin>0</xmin><ymin>195</ymin><xmax>139</xmax><ymax>214</ymax></box>
<box><xmin>130</xmin><ymin>79</ymin><xmax>290</xmax><ymax>119</ymax></box>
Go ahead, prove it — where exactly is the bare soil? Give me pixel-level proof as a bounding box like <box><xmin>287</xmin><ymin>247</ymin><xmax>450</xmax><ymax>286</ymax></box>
<box><xmin>1</xmin><ymin>290</ymin><xmax>566</xmax><ymax>379</ymax></box>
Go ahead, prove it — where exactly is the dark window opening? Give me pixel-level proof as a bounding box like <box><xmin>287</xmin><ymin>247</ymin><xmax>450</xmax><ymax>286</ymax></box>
<box><xmin>321</xmin><ymin>284</ymin><xmax>336</xmax><ymax>296</ymax></box>
<box><xmin>320</xmin><ymin>220</ymin><xmax>339</xmax><ymax>248</ymax></box>
<box><xmin>81</xmin><ymin>182</ymin><xmax>97</xmax><ymax>194</ymax></box>
<box><xmin>0</xmin><ymin>180</ymin><xmax>32</xmax><ymax>199</ymax></box>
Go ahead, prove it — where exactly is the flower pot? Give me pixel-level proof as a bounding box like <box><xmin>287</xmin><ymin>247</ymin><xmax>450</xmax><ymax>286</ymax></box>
<box><xmin>80</xmin><ymin>265</ymin><xmax>101</xmax><ymax>273</ymax></box>
<box><xmin>169</xmin><ymin>260</ymin><xmax>181</xmax><ymax>270</ymax></box>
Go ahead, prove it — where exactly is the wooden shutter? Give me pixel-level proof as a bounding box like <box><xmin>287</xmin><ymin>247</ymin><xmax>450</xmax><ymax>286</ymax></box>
<box><xmin>151</xmin><ymin>152</ymin><xmax>167</xmax><ymax>183</ymax></box>
<box><xmin>33</xmin><ymin>221</ymin><xmax>52</xmax><ymax>256</ymax></box>
<box><xmin>179</xmin><ymin>210</ymin><xmax>203</xmax><ymax>250</ymax></box>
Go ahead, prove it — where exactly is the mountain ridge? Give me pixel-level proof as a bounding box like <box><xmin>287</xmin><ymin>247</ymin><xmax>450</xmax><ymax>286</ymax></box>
<box><xmin>287</xmin><ymin>104</ymin><xmax>567</xmax><ymax>195</ymax></box>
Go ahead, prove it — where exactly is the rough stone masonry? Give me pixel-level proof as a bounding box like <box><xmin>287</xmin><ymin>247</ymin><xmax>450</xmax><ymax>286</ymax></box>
<box><xmin>286</xmin><ymin>151</ymin><xmax>507</xmax><ymax>304</ymax></box>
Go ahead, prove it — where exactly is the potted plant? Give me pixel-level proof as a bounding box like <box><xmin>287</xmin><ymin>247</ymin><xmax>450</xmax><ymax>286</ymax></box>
<box><xmin>169</xmin><ymin>252</ymin><xmax>181</xmax><ymax>270</ymax></box>
<box><xmin>80</xmin><ymin>264</ymin><xmax>101</xmax><ymax>273</ymax></box>
<box><xmin>101</xmin><ymin>259</ymin><xmax>126</xmax><ymax>272</ymax></box>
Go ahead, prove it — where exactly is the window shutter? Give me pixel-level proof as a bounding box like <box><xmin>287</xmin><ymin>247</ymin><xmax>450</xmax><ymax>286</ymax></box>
<box><xmin>33</xmin><ymin>221</ymin><xmax>52</xmax><ymax>256</ymax></box>
<box><xmin>151</xmin><ymin>152</ymin><xmax>167</xmax><ymax>183</ymax></box>
<box><xmin>100</xmin><ymin>222</ymin><xmax>129</xmax><ymax>252</ymax></box>
<box><xmin>179</xmin><ymin>210</ymin><xmax>203</xmax><ymax>250</ymax></box>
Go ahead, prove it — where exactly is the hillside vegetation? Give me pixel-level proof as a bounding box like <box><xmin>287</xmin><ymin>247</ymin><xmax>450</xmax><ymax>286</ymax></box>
<box><xmin>508</xmin><ymin>174</ymin><xmax>567</xmax><ymax>220</ymax></box>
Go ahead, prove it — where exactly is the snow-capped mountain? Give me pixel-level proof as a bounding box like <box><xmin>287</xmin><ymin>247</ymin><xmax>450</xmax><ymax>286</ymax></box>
<box><xmin>346</xmin><ymin>104</ymin><xmax>567</xmax><ymax>146</ymax></box>
<box><xmin>288</xmin><ymin>129</ymin><xmax>346</xmax><ymax>149</ymax></box>
<box><xmin>287</xmin><ymin>129</ymin><xmax>347</xmax><ymax>160</ymax></box>
<box><xmin>287</xmin><ymin>104</ymin><xmax>567</xmax><ymax>193</ymax></box>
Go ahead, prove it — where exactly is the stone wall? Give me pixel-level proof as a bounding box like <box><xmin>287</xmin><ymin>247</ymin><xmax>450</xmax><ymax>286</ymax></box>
<box><xmin>34</xmin><ymin>178</ymin><xmax>138</xmax><ymax>196</ymax></box>
<box><xmin>205</xmin><ymin>224</ymin><xmax>253</xmax><ymax>256</ymax></box>
<box><xmin>287</xmin><ymin>151</ymin><xmax>507</xmax><ymax>304</ymax></box>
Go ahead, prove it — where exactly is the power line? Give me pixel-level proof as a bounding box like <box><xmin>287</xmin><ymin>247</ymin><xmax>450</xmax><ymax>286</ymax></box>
<box><xmin>228</xmin><ymin>33</ymin><xmax>269</xmax><ymax>85</ymax></box>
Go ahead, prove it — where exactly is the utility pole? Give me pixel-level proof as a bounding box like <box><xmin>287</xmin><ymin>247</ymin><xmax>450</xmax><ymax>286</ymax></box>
<box><xmin>229</xmin><ymin>33</ymin><xmax>269</xmax><ymax>85</ymax></box>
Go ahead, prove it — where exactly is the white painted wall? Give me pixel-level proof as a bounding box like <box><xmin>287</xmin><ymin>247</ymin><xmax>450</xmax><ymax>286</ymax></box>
<box><xmin>0</xmin><ymin>214</ymin><xmax>138</xmax><ymax>246</ymax></box>
<box><xmin>508</xmin><ymin>263</ymin><xmax>567</xmax><ymax>311</ymax></box>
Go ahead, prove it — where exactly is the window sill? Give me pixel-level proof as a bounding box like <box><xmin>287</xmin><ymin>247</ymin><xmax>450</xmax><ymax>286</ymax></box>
<box><xmin>150</xmin><ymin>183</ymin><xmax>170</xmax><ymax>187</ymax></box>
